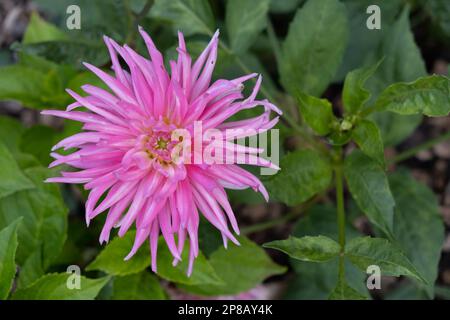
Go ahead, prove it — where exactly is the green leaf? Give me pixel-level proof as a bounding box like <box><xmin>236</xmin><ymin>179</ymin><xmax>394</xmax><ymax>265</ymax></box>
<box><xmin>112</xmin><ymin>272</ymin><xmax>166</xmax><ymax>300</ymax></box>
<box><xmin>23</xmin><ymin>12</ymin><xmax>67</xmax><ymax>44</ymax></box>
<box><xmin>150</xmin><ymin>0</ymin><xmax>215</xmax><ymax>36</ymax></box>
<box><xmin>342</xmin><ymin>61</ymin><xmax>382</xmax><ymax>114</ymax></box>
<box><xmin>280</xmin><ymin>0</ymin><xmax>348</xmax><ymax>96</ymax></box>
<box><xmin>19</xmin><ymin>125</ymin><xmax>58</xmax><ymax>165</ymax></box>
<box><xmin>265</xmin><ymin>149</ymin><xmax>333</xmax><ymax>206</ymax></box>
<box><xmin>351</xmin><ymin>119</ymin><xmax>385</xmax><ymax>167</ymax></box>
<box><xmin>12</xmin><ymin>273</ymin><xmax>110</xmax><ymax>300</ymax></box>
<box><xmin>86</xmin><ymin>231</ymin><xmax>151</xmax><ymax>276</ymax></box>
<box><xmin>345</xmin><ymin>237</ymin><xmax>426</xmax><ymax>283</ymax></box>
<box><xmin>155</xmin><ymin>239</ymin><xmax>223</xmax><ymax>286</ymax></box>
<box><xmin>344</xmin><ymin>151</ymin><xmax>394</xmax><ymax>235</ymax></box>
<box><xmin>390</xmin><ymin>170</ymin><xmax>445</xmax><ymax>297</ymax></box>
<box><xmin>264</xmin><ymin>235</ymin><xmax>340</xmax><ymax>263</ymax></box>
<box><xmin>180</xmin><ymin>237</ymin><xmax>286</xmax><ymax>296</ymax></box>
<box><xmin>370</xmin><ymin>112</ymin><xmax>422</xmax><ymax>147</ymax></box>
<box><xmin>0</xmin><ymin>218</ymin><xmax>21</xmax><ymax>299</ymax></box>
<box><xmin>0</xmin><ymin>142</ymin><xmax>34</xmax><ymax>199</ymax></box>
<box><xmin>17</xmin><ymin>249</ymin><xmax>44</xmax><ymax>290</ymax></box>
<box><xmin>226</xmin><ymin>0</ymin><xmax>270</xmax><ymax>54</ymax></box>
<box><xmin>328</xmin><ymin>278</ymin><xmax>367</xmax><ymax>300</ymax></box>
<box><xmin>0</xmin><ymin>167</ymin><xmax>68</xmax><ymax>268</ymax></box>
<box><xmin>284</xmin><ymin>205</ymin><xmax>368</xmax><ymax>299</ymax></box>
<box><xmin>296</xmin><ymin>91</ymin><xmax>336</xmax><ymax>135</ymax></box>
<box><xmin>270</xmin><ymin>0</ymin><xmax>303</xmax><ymax>13</ymax></box>
<box><xmin>0</xmin><ymin>116</ymin><xmax>26</xmax><ymax>153</ymax></box>
<box><xmin>375</xmin><ymin>75</ymin><xmax>450</xmax><ymax>117</ymax></box>
<box><xmin>367</xmin><ymin>6</ymin><xmax>426</xmax><ymax>146</ymax></box>
<box><xmin>424</xmin><ymin>0</ymin><xmax>450</xmax><ymax>40</ymax></box>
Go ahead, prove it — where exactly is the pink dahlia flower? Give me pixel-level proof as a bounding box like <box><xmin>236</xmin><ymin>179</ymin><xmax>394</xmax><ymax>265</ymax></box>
<box><xmin>43</xmin><ymin>27</ymin><xmax>281</xmax><ymax>275</ymax></box>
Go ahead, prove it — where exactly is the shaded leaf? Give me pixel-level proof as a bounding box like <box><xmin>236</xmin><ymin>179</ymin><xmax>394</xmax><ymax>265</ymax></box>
<box><xmin>112</xmin><ymin>272</ymin><xmax>166</xmax><ymax>300</ymax></box>
<box><xmin>0</xmin><ymin>218</ymin><xmax>21</xmax><ymax>299</ymax></box>
<box><xmin>351</xmin><ymin>119</ymin><xmax>385</xmax><ymax>167</ymax></box>
<box><xmin>296</xmin><ymin>91</ymin><xmax>336</xmax><ymax>135</ymax></box>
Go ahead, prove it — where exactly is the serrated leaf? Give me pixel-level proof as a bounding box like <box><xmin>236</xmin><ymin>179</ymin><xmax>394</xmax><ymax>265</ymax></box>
<box><xmin>265</xmin><ymin>149</ymin><xmax>333</xmax><ymax>206</ymax></box>
<box><xmin>328</xmin><ymin>278</ymin><xmax>367</xmax><ymax>300</ymax></box>
<box><xmin>375</xmin><ymin>75</ymin><xmax>450</xmax><ymax>117</ymax></box>
<box><xmin>390</xmin><ymin>170</ymin><xmax>445</xmax><ymax>297</ymax></box>
<box><xmin>280</xmin><ymin>0</ymin><xmax>348</xmax><ymax>96</ymax></box>
<box><xmin>86</xmin><ymin>231</ymin><xmax>151</xmax><ymax>276</ymax></box>
<box><xmin>12</xmin><ymin>273</ymin><xmax>110</xmax><ymax>300</ymax></box>
<box><xmin>296</xmin><ymin>91</ymin><xmax>336</xmax><ymax>135</ymax></box>
<box><xmin>284</xmin><ymin>205</ymin><xmax>368</xmax><ymax>299</ymax></box>
<box><xmin>112</xmin><ymin>272</ymin><xmax>166</xmax><ymax>300</ymax></box>
<box><xmin>226</xmin><ymin>0</ymin><xmax>270</xmax><ymax>54</ymax></box>
<box><xmin>345</xmin><ymin>237</ymin><xmax>426</xmax><ymax>283</ymax></box>
<box><xmin>180</xmin><ymin>237</ymin><xmax>286</xmax><ymax>296</ymax></box>
<box><xmin>344</xmin><ymin>151</ymin><xmax>394</xmax><ymax>235</ymax></box>
<box><xmin>343</xmin><ymin>61</ymin><xmax>382</xmax><ymax>114</ymax></box>
<box><xmin>264</xmin><ymin>235</ymin><xmax>340</xmax><ymax>263</ymax></box>
<box><xmin>0</xmin><ymin>167</ymin><xmax>68</xmax><ymax>269</ymax></box>
<box><xmin>23</xmin><ymin>12</ymin><xmax>67</xmax><ymax>44</ymax></box>
<box><xmin>351</xmin><ymin>119</ymin><xmax>385</xmax><ymax>167</ymax></box>
<box><xmin>0</xmin><ymin>143</ymin><xmax>34</xmax><ymax>199</ymax></box>
<box><xmin>150</xmin><ymin>0</ymin><xmax>215</xmax><ymax>36</ymax></box>
<box><xmin>0</xmin><ymin>218</ymin><xmax>21</xmax><ymax>299</ymax></box>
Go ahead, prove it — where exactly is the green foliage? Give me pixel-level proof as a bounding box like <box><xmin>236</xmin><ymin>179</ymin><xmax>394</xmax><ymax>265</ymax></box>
<box><xmin>86</xmin><ymin>231</ymin><xmax>151</xmax><ymax>276</ymax></box>
<box><xmin>150</xmin><ymin>0</ymin><xmax>215</xmax><ymax>36</ymax></box>
<box><xmin>344</xmin><ymin>151</ymin><xmax>394</xmax><ymax>235</ymax></box>
<box><xmin>329</xmin><ymin>278</ymin><xmax>368</xmax><ymax>300</ymax></box>
<box><xmin>112</xmin><ymin>272</ymin><xmax>166</xmax><ymax>300</ymax></box>
<box><xmin>280</xmin><ymin>0</ymin><xmax>348</xmax><ymax>96</ymax></box>
<box><xmin>264</xmin><ymin>236</ymin><xmax>340</xmax><ymax>263</ymax></box>
<box><xmin>376</xmin><ymin>75</ymin><xmax>450</xmax><ymax>116</ymax></box>
<box><xmin>0</xmin><ymin>218</ymin><xmax>21</xmax><ymax>299</ymax></box>
<box><xmin>351</xmin><ymin>120</ymin><xmax>385</xmax><ymax>167</ymax></box>
<box><xmin>12</xmin><ymin>273</ymin><xmax>110</xmax><ymax>300</ymax></box>
<box><xmin>265</xmin><ymin>149</ymin><xmax>332</xmax><ymax>206</ymax></box>
<box><xmin>181</xmin><ymin>237</ymin><xmax>286</xmax><ymax>296</ymax></box>
<box><xmin>226</xmin><ymin>0</ymin><xmax>270</xmax><ymax>54</ymax></box>
<box><xmin>345</xmin><ymin>237</ymin><xmax>426</xmax><ymax>283</ymax></box>
<box><xmin>390</xmin><ymin>170</ymin><xmax>445</xmax><ymax>297</ymax></box>
<box><xmin>296</xmin><ymin>91</ymin><xmax>337</xmax><ymax>135</ymax></box>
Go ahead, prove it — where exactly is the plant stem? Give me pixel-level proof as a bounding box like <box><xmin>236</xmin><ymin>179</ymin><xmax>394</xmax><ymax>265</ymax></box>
<box><xmin>334</xmin><ymin>147</ymin><xmax>346</xmax><ymax>280</ymax></box>
<box><xmin>126</xmin><ymin>0</ymin><xmax>154</xmax><ymax>46</ymax></box>
<box><xmin>389</xmin><ymin>130</ymin><xmax>450</xmax><ymax>164</ymax></box>
<box><xmin>266</xmin><ymin>17</ymin><xmax>282</xmax><ymax>67</ymax></box>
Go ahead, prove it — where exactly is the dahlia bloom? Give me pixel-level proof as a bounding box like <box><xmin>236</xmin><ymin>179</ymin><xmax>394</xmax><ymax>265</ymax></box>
<box><xmin>43</xmin><ymin>27</ymin><xmax>281</xmax><ymax>275</ymax></box>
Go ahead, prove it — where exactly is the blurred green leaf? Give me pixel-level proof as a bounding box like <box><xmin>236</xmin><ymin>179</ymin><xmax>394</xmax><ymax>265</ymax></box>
<box><xmin>0</xmin><ymin>116</ymin><xmax>26</xmax><ymax>154</ymax></box>
<box><xmin>226</xmin><ymin>0</ymin><xmax>270</xmax><ymax>54</ymax></box>
<box><xmin>296</xmin><ymin>92</ymin><xmax>336</xmax><ymax>136</ymax></box>
<box><xmin>0</xmin><ymin>142</ymin><xmax>34</xmax><ymax>199</ymax></box>
<box><xmin>0</xmin><ymin>218</ymin><xmax>21</xmax><ymax>299</ymax></box>
<box><xmin>155</xmin><ymin>239</ymin><xmax>223</xmax><ymax>286</ymax></box>
<box><xmin>345</xmin><ymin>236</ymin><xmax>426</xmax><ymax>283</ymax></box>
<box><xmin>344</xmin><ymin>151</ymin><xmax>394</xmax><ymax>235</ymax></box>
<box><xmin>375</xmin><ymin>75</ymin><xmax>450</xmax><ymax>116</ymax></box>
<box><xmin>328</xmin><ymin>278</ymin><xmax>367</xmax><ymax>300</ymax></box>
<box><xmin>150</xmin><ymin>0</ymin><xmax>215</xmax><ymax>36</ymax></box>
<box><xmin>112</xmin><ymin>272</ymin><xmax>166</xmax><ymax>300</ymax></box>
<box><xmin>390</xmin><ymin>170</ymin><xmax>445</xmax><ymax>297</ymax></box>
<box><xmin>20</xmin><ymin>125</ymin><xmax>58</xmax><ymax>165</ymax></box>
<box><xmin>180</xmin><ymin>237</ymin><xmax>286</xmax><ymax>296</ymax></box>
<box><xmin>424</xmin><ymin>0</ymin><xmax>450</xmax><ymax>41</ymax></box>
<box><xmin>86</xmin><ymin>231</ymin><xmax>151</xmax><ymax>276</ymax></box>
<box><xmin>265</xmin><ymin>149</ymin><xmax>332</xmax><ymax>206</ymax></box>
<box><xmin>17</xmin><ymin>249</ymin><xmax>44</xmax><ymax>290</ymax></box>
<box><xmin>351</xmin><ymin>119</ymin><xmax>385</xmax><ymax>167</ymax></box>
<box><xmin>264</xmin><ymin>235</ymin><xmax>340</xmax><ymax>262</ymax></box>
<box><xmin>370</xmin><ymin>112</ymin><xmax>422</xmax><ymax>147</ymax></box>
<box><xmin>269</xmin><ymin>0</ymin><xmax>303</xmax><ymax>13</ymax></box>
<box><xmin>0</xmin><ymin>167</ymin><xmax>68</xmax><ymax>269</ymax></box>
<box><xmin>12</xmin><ymin>273</ymin><xmax>110</xmax><ymax>300</ymax></box>
<box><xmin>23</xmin><ymin>12</ymin><xmax>67</xmax><ymax>44</ymax></box>
<box><xmin>280</xmin><ymin>0</ymin><xmax>348</xmax><ymax>96</ymax></box>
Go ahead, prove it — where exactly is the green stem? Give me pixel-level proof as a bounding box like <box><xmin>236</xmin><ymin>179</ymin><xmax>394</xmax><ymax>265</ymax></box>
<box><xmin>266</xmin><ymin>17</ymin><xmax>282</xmax><ymax>67</ymax></box>
<box><xmin>389</xmin><ymin>131</ymin><xmax>450</xmax><ymax>164</ymax></box>
<box><xmin>334</xmin><ymin>147</ymin><xmax>346</xmax><ymax>280</ymax></box>
<box><xmin>125</xmin><ymin>0</ymin><xmax>154</xmax><ymax>46</ymax></box>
